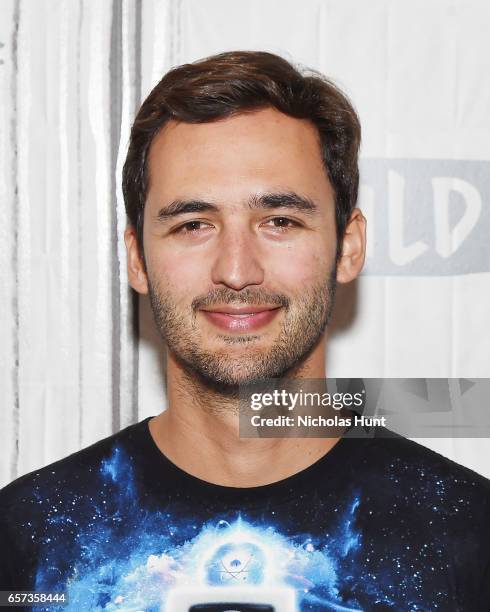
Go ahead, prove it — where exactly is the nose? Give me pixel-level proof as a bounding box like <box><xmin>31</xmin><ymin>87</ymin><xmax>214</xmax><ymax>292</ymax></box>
<box><xmin>210</xmin><ymin>224</ymin><xmax>265</xmax><ymax>290</ymax></box>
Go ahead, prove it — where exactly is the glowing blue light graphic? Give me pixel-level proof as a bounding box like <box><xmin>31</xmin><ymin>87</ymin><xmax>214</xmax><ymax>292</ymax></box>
<box><xmin>32</xmin><ymin>444</ymin><xmax>373</xmax><ymax>611</ymax></box>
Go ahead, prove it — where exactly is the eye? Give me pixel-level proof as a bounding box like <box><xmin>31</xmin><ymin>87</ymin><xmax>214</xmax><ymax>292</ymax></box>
<box><xmin>263</xmin><ymin>217</ymin><xmax>300</xmax><ymax>230</ymax></box>
<box><xmin>174</xmin><ymin>220</ymin><xmax>213</xmax><ymax>235</ymax></box>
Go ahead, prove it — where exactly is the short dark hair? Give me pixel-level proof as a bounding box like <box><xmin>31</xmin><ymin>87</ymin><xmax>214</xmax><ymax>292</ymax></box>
<box><xmin>122</xmin><ymin>50</ymin><xmax>361</xmax><ymax>261</ymax></box>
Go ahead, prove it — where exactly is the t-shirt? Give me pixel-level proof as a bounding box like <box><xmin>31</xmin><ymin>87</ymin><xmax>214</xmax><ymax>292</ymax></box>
<box><xmin>1</xmin><ymin>417</ymin><xmax>490</xmax><ymax>612</ymax></box>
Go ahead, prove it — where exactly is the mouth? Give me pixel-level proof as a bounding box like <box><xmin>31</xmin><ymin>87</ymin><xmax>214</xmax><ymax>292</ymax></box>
<box><xmin>199</xmin><ymin>305</ymin><xmax>282</xmax><ymax>332</ymax></box>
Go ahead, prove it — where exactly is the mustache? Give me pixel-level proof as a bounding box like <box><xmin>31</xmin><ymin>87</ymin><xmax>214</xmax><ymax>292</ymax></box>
<box><xmin>192</xmin><ymin>287</ymin><xmax>291</xmax><ymax>311</ymax></box>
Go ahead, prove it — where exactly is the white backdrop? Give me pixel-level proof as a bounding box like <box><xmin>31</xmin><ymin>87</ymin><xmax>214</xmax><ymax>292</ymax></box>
<box><xmin>1</xmin><ymin>0</ymin><xmax>489</xmax><ymax>487</ymax></box>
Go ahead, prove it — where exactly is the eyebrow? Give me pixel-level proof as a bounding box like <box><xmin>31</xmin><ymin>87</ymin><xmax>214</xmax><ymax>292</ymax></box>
<box><xmin>154</xmin><ymin>191</ymin><xmax>319</xmax><ymax>222</ymax></box>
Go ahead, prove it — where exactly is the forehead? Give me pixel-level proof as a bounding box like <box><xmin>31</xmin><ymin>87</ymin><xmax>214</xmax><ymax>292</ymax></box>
<box><xmin>146</xmin><ymin>107</ymin><xmax>332</xmax><ymax>205</ymax></box>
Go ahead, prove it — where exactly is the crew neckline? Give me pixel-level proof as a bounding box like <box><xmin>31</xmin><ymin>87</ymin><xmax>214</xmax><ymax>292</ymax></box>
<box><xmin>133</xmin><ymin>415</ymin><xmax>369</xmax><ymax>504</ymax></box>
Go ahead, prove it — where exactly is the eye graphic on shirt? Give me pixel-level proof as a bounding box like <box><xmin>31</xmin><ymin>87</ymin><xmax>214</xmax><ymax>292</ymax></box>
<box><xmin>164</xmin><ymin>519</ymin><xmax>298</xmax><ymax>611</ymax></box>
<box><xmin>206</xmin><ymin>542</ymin><xmax>266</xmax><ymax>585</ymax></box>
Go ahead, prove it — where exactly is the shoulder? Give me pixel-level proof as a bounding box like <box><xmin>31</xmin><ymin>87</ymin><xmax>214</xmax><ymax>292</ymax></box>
<box><xmin>355</xmin><ymin>426</ymin><xmax>490</xmax><ymax>523</ymax></box>
<box><xmin>367</xmin><ymin>426</ymin><xmax>490</xmax><ymax>491</ymax></box>
<box><xmin>361</xmin><ymin>429</ymin><xmax>490</xmax><ymax>607</ymax></box>
<box><xmin>0</xmin><ymin>418</ymin><xmax>150</xmax><ymax>516</ymax></box>
<box><xmin>0</xmin><ymin>418</ymin><xmax>152</xmax><ymax>590</ymax></box>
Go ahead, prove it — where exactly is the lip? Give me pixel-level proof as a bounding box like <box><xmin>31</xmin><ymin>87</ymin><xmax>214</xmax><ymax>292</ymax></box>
<box><xmin>200</xmin><ymin>306</ymin><xmax>282</xmax><ymax>332</ymax></box>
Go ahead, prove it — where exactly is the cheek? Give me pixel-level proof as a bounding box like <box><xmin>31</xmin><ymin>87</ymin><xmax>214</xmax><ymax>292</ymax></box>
<box><xmin>267</xmin><ymin>242</ymin><xmax>334</xmax><ymax>290</ymax></box>
<box><xmin>147</xmin><ymin>249</ymin><xmax>210</xmax><ymax>302</ymax></box>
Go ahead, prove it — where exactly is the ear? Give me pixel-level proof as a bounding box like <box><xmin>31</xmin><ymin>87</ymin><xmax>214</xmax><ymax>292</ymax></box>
<box><xmin>336</xmin><ymin>208</ymin><xmax>366</xmax><ymax>284</ymax></box>
<box><xmin>124</xmin><ymin>225</ymin><xmax>149</xmax><ymax>295</ymax></box>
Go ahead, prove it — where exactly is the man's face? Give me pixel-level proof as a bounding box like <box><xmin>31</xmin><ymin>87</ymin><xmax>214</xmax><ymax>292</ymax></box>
<box><xmin>142</xmin><ymin>107</ymin><xmax>338</xmax><ymax>386</ymax></box>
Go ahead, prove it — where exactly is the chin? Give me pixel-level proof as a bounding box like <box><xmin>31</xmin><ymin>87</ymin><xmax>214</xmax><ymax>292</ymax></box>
<box><xmin>175</xmin><ymin>339</ymin><xmax>301</xmax><ymax>388</ymax></box>
<box><xmin>200</xmin><ymin>361</ymin><xmax>291</xmax><ymax>388</ymax></box>
<box><xmin>203</xmin><ymin>372</ymin><xmax>266</xmax><ymax>389</ymax></box>
<box><xmin>210</xmin><ymin>334</ymin><xmax>267</xmax><ymax>348</ymax></box>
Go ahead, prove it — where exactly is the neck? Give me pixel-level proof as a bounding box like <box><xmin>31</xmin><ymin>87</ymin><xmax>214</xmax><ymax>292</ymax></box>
<box><xmin>149</xmin><ymin>334</ymin><xmax>342</xmax><ymax>487</ymax></box>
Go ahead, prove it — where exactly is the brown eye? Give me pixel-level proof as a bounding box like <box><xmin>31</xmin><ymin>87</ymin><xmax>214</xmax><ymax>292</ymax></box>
<box><xmin>176</xmin><ymin>220</ymin><xmax>211</xmax><ymax>234</ymax></box>
<box><xmin>266</xmin><ymin>217</ymin><xmax>299</xmax><ymax>229</ymax></box>
<box><xmin>182</xmin><ymin>221</ymin><xmax>202</xmax><ymax>231</ymax></box>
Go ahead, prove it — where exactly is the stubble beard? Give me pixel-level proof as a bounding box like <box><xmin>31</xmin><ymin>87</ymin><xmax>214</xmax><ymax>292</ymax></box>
<box><xmin>147</xmin><ymin>270</ymin><xmax>337</xmax><ymax>390</ymax></box>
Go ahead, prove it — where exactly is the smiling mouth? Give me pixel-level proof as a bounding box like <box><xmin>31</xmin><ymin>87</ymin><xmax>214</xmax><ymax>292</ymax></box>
<box><xmin>200</xmin><ymin>306</ymin><xmax>282</xmax><ymax>332</ymax></box>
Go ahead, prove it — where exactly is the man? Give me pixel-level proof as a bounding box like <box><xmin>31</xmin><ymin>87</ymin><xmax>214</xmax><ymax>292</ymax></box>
<box><xmin>1</xmin><ymin>51</ymin><xmax>489</xmax><ymax>611</ymax></box>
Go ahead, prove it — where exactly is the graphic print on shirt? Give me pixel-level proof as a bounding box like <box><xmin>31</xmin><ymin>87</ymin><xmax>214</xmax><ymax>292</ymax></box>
<box><xmin>30</xmin><ymin>443</ymin><xmax>438</xmax><ymax>611</ymax></box>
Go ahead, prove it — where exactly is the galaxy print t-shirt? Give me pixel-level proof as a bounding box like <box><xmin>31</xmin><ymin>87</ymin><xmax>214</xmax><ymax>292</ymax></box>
<box><xmin>1</xmin><ymin>417</ymin><xmax>490</xmax><ymax>612</ymax></box>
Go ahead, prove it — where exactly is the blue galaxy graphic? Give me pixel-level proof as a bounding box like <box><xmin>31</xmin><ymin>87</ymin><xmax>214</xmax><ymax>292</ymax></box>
<box><xmin>29</xmin><ymin>443</ymin><xmax>432</xmax><ymax>611</ymax></box>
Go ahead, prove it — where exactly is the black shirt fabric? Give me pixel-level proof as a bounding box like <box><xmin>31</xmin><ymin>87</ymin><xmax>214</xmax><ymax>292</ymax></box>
<box><xmin>1</xmin><ymin>417</ymin><xmax>490</xmax><ymax>611</ymax></box>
